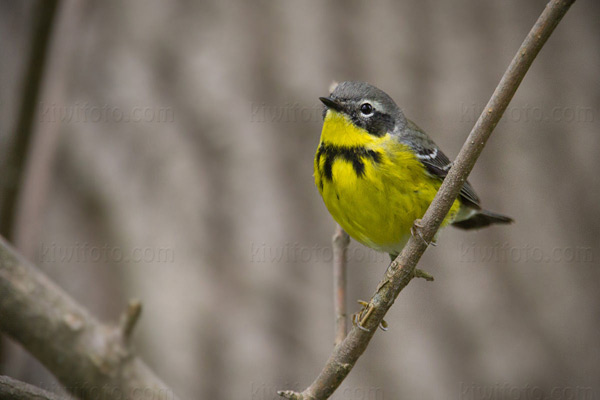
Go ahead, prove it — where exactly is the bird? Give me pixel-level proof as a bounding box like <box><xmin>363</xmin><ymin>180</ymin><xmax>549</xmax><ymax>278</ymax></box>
<box><xmin>314</xmin><ymin>81</ymin><xmax>512</xmax><ymax>260</ymax></box>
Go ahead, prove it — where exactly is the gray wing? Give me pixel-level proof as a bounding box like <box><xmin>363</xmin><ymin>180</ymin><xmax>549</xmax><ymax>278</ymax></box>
<box><xmin>399</xmin><ymin>119</ymin><xmax>481</xmax><ymax>209</ymax></box>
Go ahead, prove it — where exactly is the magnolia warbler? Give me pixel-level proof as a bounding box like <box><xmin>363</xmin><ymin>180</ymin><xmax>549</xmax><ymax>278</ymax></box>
<box><xmin>315</xmin><ymin>81</ymin><xmax>512</xmax><ymax>258</ymax></box>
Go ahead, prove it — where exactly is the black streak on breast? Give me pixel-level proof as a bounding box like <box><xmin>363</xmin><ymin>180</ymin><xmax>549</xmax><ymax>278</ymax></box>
<box><xmin>316</xmin><ymin>143</ymin><xmax>382</xmax><ymax>182</ymax></box>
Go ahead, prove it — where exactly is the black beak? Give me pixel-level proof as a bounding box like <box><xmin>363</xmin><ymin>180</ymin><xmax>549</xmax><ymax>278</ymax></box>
<box><xmin>319</xmin><ymin>97</ymin><xmax>344</xmax><ymax>112</ymax></box>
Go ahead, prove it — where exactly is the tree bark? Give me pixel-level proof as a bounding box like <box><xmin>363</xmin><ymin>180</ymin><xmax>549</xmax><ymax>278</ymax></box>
<box><xmin>0</xmin><ymin>375</ymin><xmax>70</xmax><ymax>400</ymax></box>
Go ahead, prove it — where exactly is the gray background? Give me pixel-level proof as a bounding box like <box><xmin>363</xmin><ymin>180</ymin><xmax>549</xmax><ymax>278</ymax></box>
<box><xmin>1</xmin><ymin>1</ymin><xmax>599</xmax><ymax>399</ymax></box>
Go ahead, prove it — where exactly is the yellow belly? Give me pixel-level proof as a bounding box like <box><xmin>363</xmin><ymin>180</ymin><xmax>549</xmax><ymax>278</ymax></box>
<box><xmin>314</xmin><ymin>111</ymin><xmax>460</xmax><ymax>254</ymax></box>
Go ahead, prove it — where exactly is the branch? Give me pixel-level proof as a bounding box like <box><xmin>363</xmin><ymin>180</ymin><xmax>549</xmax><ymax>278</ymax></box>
<box><xmin>278</xmin><ymin>0</ymin><xmax>576</xmax><ymax>398</ymax></box>
<box><xmin>12</xmin><ymin>0</ymin><xmax>85</xmax><ymax>259</ymax></box>
<box><xmin>0</xmin><ymin>375</ymin><xmax>68</xmax><ymax>400</ymax></box>
<box><xmin>0</xmin><ymin>0</ymin><xmax>59</xmax><ymax>239</ymax></box>
<box><xmin>332</xmin><ymin>225</ymin><xmax>349</xmax><ymax>346</ymax></box>
<box><xmin>0</xmin><ymin>236</ymin><xmax>181</xmax><ymax>400</ymax></box>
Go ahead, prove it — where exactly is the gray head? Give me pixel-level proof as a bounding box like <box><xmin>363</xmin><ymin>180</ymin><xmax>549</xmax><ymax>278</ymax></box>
<box><xmin>319</xmin><ymin>81</ymin><xmax>406</xmax><ymax>137</ymax></box>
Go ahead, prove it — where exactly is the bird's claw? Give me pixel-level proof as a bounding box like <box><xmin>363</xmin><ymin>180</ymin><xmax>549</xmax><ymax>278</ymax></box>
<box><xmin>379</xmin><ymin>319</ymin><xmax>389</xmax><ymax>331</ymax></box>
<box><xmin>411</xmin><ymin>219</ymin><xmax>437</xmax><ymax>246</ymax></box>
<box><xmin>352</xmin><ymin>300</ymin><xmax>388</xmax><ymax>332</ymax></box>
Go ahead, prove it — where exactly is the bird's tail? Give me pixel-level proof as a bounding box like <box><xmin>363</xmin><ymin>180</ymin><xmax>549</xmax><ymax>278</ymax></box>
<box><xmin>451</xmin><ymin>209</ymin><xmax>513</xmax><ymax>230</ymax></box>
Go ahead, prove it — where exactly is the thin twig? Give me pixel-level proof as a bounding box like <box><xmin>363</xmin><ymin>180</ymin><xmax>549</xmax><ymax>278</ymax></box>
<box><xmin>0</xmin><ymin>236</ymin><xmax>181</xmax><ymax>400</ymax></box>
<box><xmin>332</xmin><ymin>225</ymin><xmax>350</xmax><ymax>346</ymax></box>
<box><xmin>0</xmin><ymin>375</ymin><xmax>69</xmax><ymax>400</ymax></box>
<box><xmin>278</xmin><ymin>1</ymin><xmax>575</xmax><ymax>398</ymax></box>
<box><xmin>120</xmin><ymin>299</ymin><xmax>143</xmax><ymax>342</ymax></box>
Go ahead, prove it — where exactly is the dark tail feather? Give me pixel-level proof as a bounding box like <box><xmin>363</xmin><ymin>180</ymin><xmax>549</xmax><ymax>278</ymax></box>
<box><xmin>452</xmin><ymin>209</ymin><xmax>513</xmax><ymax>230</ymax></box>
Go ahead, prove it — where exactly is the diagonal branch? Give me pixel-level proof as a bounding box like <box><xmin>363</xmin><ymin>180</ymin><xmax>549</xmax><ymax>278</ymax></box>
<box><xmin>278</xmin><ymin>0</ymin><xmax>576</xmax><ymax>398</ymax></box>
<box><xmin>0</xmin><ymin>236</ymin><xmax>181</xmax><ymax>400</ymax></box>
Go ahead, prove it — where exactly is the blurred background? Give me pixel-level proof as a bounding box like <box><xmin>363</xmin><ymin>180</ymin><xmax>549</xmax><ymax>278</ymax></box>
<box><xmin>1</xmin><ymin>0</ymin><xmax>599</xmax><ymax>399</ymax></box>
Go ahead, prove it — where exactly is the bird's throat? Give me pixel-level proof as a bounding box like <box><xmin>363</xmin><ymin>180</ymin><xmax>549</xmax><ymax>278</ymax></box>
<box><xmin>321</xmin><ymin>110</ymin><xmax>383</xmax><ymax>148</ymax></box>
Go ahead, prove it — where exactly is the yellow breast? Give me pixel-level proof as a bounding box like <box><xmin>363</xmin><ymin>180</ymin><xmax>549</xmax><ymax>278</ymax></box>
<box><xmin>314</xmin><ymin>110</ymin><xmax>460</xmax><ymax>254</ymax></box>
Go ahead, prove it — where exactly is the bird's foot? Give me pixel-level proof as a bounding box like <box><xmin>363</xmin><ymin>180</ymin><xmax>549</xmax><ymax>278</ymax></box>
<box><xmin>352</xmin><ymin>300</ymin><xmax>388</xmax><ymax>332</ymax></box>
<box><xmin>411</xmin><ymin>219</ymin><xmax>437</xmax><ymax>247</ymax></box>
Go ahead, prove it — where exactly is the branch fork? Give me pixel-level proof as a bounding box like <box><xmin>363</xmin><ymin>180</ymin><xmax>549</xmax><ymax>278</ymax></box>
<box><xmin>0</xmin><ymin>237</ymin><xmax>181</xmax><ymax>400</ymax></box>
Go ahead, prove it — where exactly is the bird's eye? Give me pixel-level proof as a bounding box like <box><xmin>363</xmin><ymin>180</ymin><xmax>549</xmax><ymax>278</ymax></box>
<box><xmin>360</xmin><ymin>103</ymin><xmax>373</xmax><ymax>116</ymax></box>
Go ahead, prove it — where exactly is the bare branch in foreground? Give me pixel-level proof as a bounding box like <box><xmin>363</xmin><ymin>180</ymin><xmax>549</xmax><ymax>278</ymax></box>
<box><xmin>0</xmin><ymin>375</ymin><xmax>69</xmax><ymax>400</ymax></box>
<box><xmin>0</xmin><ymin>237</ymin><xmax>181</xmax><ymax>400</ymax></box>
<box><xmin>278</xmin><ymin>0</ymin><xmax>576</xmax><ymax>398</ymax></box>
<box><xmin>332</xmin><ymin>225</ymin><xmax>350</xmax><ymax>346</ymax></box>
